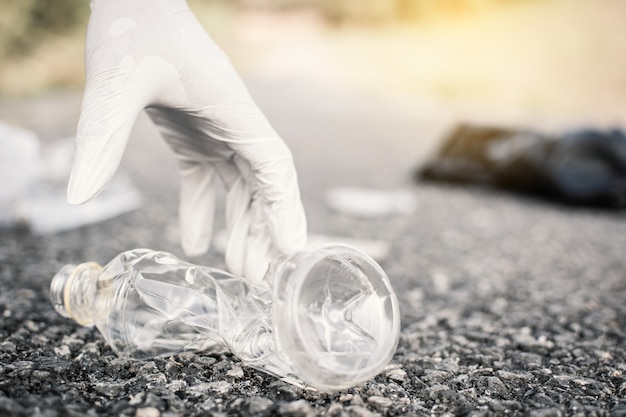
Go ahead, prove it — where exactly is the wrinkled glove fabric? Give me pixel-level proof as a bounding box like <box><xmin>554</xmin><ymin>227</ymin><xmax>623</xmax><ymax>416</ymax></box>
<box><xmin>67</xmin><ymin>0</ymin><xmax>307</xmax><ymax>281</ymax></box>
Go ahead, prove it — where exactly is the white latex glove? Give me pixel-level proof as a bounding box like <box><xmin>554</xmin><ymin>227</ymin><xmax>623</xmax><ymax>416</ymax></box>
<box><xmin>67</xmin><ymin>0</ymin><xmax>307</xmax><ymax>281</ymax></box>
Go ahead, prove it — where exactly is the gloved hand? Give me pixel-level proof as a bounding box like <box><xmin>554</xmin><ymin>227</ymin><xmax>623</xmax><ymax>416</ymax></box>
<box><xmin>67</xmin><ymin>0</ymin><xmax>307</xmax><ymax>281</ymax></box>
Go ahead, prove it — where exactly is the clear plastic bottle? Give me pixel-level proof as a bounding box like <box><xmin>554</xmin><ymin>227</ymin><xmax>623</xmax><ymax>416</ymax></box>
<box><xmin>49</xmin><ymin>244</ymin><xmax>400</xmax><ymax>392</ymax></box>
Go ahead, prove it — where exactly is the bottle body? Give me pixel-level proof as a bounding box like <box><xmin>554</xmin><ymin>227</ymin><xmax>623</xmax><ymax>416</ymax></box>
<box><xmin>52</xmin><ymin>250</ymin><xmax>275</xmax><ymax>359</ymax></box>
<box><xmin>50</xmin><ymin>245</ymin><xmax>400</xmax><ymax>391</ymax></box>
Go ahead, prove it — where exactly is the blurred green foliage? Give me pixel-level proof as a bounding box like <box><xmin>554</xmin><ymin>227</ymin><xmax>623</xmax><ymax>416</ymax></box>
<box><xmin>0</xmin><ymin>0</ymin><xmax>89</xmax><ymax>59</ymax></box>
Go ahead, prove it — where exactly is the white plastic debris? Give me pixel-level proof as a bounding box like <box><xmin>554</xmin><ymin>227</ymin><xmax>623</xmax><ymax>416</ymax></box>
<box><xmin>16</xmin><ymin>174</ymin><xmax>141</xmax><ymax>234</ymax></box>
<box><xmin>0</xmin><ymin>122</ymin><xmax>41</xmax><ymax>222</ymax></box>
<box><xmin>325</xmin><ymin>187</ymin><xmax>417</xmax><ymax>218</ymax></box>
<box><xmin>0</xmin><ymin>121</ymin><xmax>141</xmax><ymax>234</ymax></box>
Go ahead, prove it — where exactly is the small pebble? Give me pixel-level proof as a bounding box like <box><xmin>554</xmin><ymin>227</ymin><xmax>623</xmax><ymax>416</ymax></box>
<box><xmin>349</xmin><ymin>395</ymin><xmax>364</xmax><ymax>406</ymax></box>
<box><xmin>244</xmin><ymin>397</ymin><xmax>274</xmax><ymax>415</ymax></box>
<box><xmin>61</xmin><ymin>335</ymin><xmax>84</xmax><ymax>349</ymax></box>
<box><xmin>0</xmin><ymin>341</ymin><xmax>16</xmax><ymax>353</ymax></box>
<box><xmin>428</xmin><ymin>384</ymin><xmax>453</xmax><ymax>400</ymax></box>
<box><xmin>200</xmin><ymin>399</ymin><xmax>216</xmax><ymax>411</ymax></box>
<box><xmin>135</xmin><ymin>407</ymin><xmax>160</xmax><ymax>417</ymax></box>
<box><xmin>385</xmin><ymin>368</ymin><xmax>408</xmax><ymax>382</ymax></box>
<box><xmin>339</xmin><ymin>393</ymin><xmax>353</xmax><ymax>403</ymax></box>
<box><xmin>226</xmin><ymin>364</ymin><xmax>244</xmax><ymax>379</ymax></box>
<box><xmin>93</xmin><ymin>382</ymin><xmax>124</xmax><ymax>397</ymax></box>
<box><xmin>208</xmin><ymin>381</ymin><xmax>232</xmax><ymax>395</ymax></box>
<box><xmin>277</xmin><ymin>399</ymin><xmax>315</xmax><ymax>417</ymax></box>
<box><xmin>31</xmin><ymin>370</ymin><xmax>51</xmax><ymax>380</ymax></box>
<box><xmin>166</xmin><ymin>379</ymin><xmax>187</xmax><ymax>392</ymax></box>
<box><xmin>129</xmin><ymin>392</ymin><xmax>145</xmax><ymax>405</ymax></box>
<box><xmin>367</xmin><ymin>396</ymin><xmax>393</xmax><ymax>411</ymax></box>
<box><xmin>53</xmin><ymin>345</ymin><xmax>71</xmax><ymax>359</ymax></box>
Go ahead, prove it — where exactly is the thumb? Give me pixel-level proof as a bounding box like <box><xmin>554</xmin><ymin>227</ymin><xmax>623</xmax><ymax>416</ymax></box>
<box><xmin>67</xmin><ymin>55</ymin><xmax>164</xmax><ymax>204</ymax></box>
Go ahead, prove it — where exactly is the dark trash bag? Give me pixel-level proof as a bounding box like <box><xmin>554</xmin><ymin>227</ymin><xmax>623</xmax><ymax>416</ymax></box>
<box><xmin>418</xmin><ymin>124</ymin><xmax>626</xmax><ymax>207</ymax></box>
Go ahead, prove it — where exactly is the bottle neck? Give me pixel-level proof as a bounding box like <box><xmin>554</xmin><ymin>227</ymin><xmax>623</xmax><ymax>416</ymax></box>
<box><xmin>50</xmin><ymin>262</ymin><xmax>103</xmax><ymax>326</ymax></box>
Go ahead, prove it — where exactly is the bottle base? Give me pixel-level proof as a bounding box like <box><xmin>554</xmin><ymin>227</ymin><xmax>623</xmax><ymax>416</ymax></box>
<box><xmin>272</xmin><ymin>244</ymin><xmax>401</xmax><ymax>391</ymax></box>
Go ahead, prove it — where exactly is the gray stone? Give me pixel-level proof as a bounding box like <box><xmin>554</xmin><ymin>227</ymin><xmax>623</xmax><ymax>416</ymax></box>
<box><xmin>188</xmin><ymin>383</ymin><xmax>213</xmax><ymax>396</ymax></box>
<box><xmin>226</xmin><ymin>364</ymin><xmax>244</xmax><ymax>379</ymax></box>
<box><xmin>53</xmin><ymin>345</ymin><xmax>71</xmax><ymax>359</ymax></box>
<box><xmin>207</xmin><ymin>381</ymin><xmax>232</xmax><ymax>395</ymax></box>
<box><xmin>31</xmin><ymin>370</ymin><xmax>51</xmax><ymax>380</ymax></box>
<box><xmin>483</xmin><ymin>376</ymin><xmax>509</xmax><ymax>397</ymax></box>
<box><xmin>135</xmin><ymin>407</ymin><xmax>160</xmax><ymax>417</ymax></box>
<box><xmin>338</xmin><ymin>393</ymin><xmax>353</xmax><ymax>403</ymax></box>
<box><xmin>385</xmin><ymin>368</ymin><xmax>408</xmax><ymax>382</ymax></box>
<box><xmin>137</xmin><ymin>362</ymin><xmax>159</xmax><ymax>376</ymax></box>
<box><xmin>267</xmin><ymin>381</ymin><xmax>302</xmax><ymax>402</ymax></box>
<box><xmin>93</xmin><ymin>382</ymin><xmax>125</xmax><ymax>397</ymax></box>
<box><xmin>422</xmin><ymin>370</ymin><xmax>451</xmax><ymax>384</ymax></box>
<box><xmin>143</xmin><ymin>392</ymin><xmax>165</xmax><ymax>409</ymax></box>
<box><xmin>345</xmin><ymin>405</ymin><xmax>378</xmax><ymax>417</ymax></box>
<box><xmin>0</xmin><ymin>341</ymin><xmax>16</xmax><ymax>353</ymax></box>
<box><xmin>349</xmin><ymin>395</ymin><xmax>364</xmax><ymax>406</ymax></box>
<box><xmin>200</xmin><ymin>399</ymin><xmax>216</xmax><ymax>411</ymax></box>
<box><xmin>277</xmin><ymin>400</ymin><xmax>315</xmax><ymax>417</ymax></box>
<box><xmin>244</xmin><ymin>397</ymin><xmax>274</xmax><ymax>415</ymax></box>
<box><xmin>427</xmin><ymin>384</ymin><xmax>453</xmax><ymax>401</ymax></box>
<box><xmin>165</xmin><ymin>379</ymin><xmax>187</xmax><ymax>392</ymax></box>
<box><xmin>367</xmin><ymin>396</ymin><xmax>393</xmax><ymax>411</ymax></box>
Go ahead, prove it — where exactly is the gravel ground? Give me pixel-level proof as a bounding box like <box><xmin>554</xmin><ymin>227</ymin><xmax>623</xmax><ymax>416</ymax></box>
<box><xmin>1</xmin><ymin>84</ymin><xmax>625</xmax><ymax>417</ymax></box>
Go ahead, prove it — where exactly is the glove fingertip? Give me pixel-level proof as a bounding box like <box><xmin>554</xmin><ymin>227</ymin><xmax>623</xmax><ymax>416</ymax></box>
<box><xmin>271</xmin><ymin>205</ymin><xmax>308</xmax><ymax>254</ymax></box>
<box><xmin>67</xmin><ymin>180</ymin><xmax>94</xmax><ymax>205</ymax></box>
<box><xmin>181</xmin><ymin>236</ymin><xmax>211</xmax><ymax>257</ymax></box>
<box><xmin>178</xmin><ymin>163</ymin><xmax>218</xmax><ymax>258</ymax></box>
<box><xmin>179</xmin><ymin>198</ymin><xmax>215</xmax><ymax>258</ymax></box>
<box><xmin>66</xmin><ymin>154</ymin><xmax>115</xmax><ymax>205</ymax></box>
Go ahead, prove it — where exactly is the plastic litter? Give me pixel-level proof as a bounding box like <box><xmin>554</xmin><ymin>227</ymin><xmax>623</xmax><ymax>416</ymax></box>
<box><xmin>0</xmin><ymin>122</ymin><xmax>41</xmax><ymax>225</ymax></box>
<box><xmin>19</xmin><ymin>174</ymin><xmax>141</xmax><ymax>234</ymax></box>
<box><xmin>418</xmin><ymin>124</ymin><xmax>626</xmax><ymax>207</ymax></box>
<box><xmin>0</xmin><ymin>121</ymin><xmax>141</xmax><ymax>233</ymax></box>
<box><xmin>325</xmin><ymin>187</ymin><xmax>417</xmax><ymax>218</ymax></box>
<box><xmin>50</xmin><ymin>245</ymin><xmax>401</xmax><ymax>392</ymax></box>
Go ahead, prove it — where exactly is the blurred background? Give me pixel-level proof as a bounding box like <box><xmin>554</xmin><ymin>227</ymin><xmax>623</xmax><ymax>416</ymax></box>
<box><xmin>2</xmin><ymin>0</ymin><xmax>626</xmax><ymax>232</ymax></box>
<box><xmin>1</xmin><ymin>0</ymin><xmax>625</xmax><ymax>127</ymax></box>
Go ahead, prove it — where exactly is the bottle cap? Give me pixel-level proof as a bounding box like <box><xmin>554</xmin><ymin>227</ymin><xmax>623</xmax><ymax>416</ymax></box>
<box><xmin>49</xmin><ymin>262</ymin><xmax>102</xmax><ymax>325</ymax></box>
<box><xmin>50</xmin><ymin>264</ymin><xmax>78</xmax><ymax>319</ymax></box>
